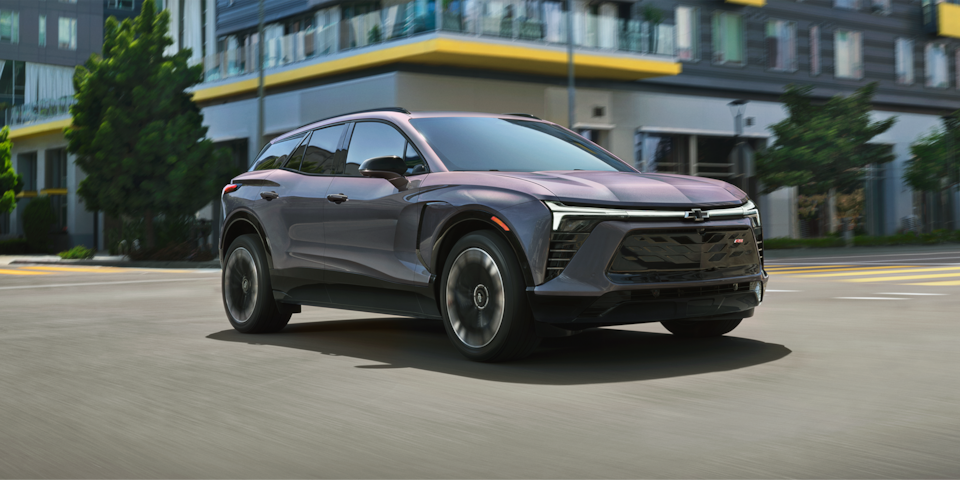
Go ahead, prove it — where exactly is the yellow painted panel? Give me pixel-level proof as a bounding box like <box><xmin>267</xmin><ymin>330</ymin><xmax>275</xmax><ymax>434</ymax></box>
<box><xmin>193</xmin><ymin>37</ymin><xmax>680</xmax><ymax>102</ymax></box>
<box><xmin>0</xmin><ymin>268</ymin><xmax>51</xmax><ymax>276</ymax></box>
<box><xmin>8</xmin><ymin>119</ymin><xmax>72</xmax><ymax>141</ymax></box>
<box><xmin>40</xmin><ymin>188</ymin><xmax>68</xmax><ymax>196</ymax></box>
<box><xmin>726</xmin><ymin>0</ymin><xmax>766</xmax><ymax>6</ymax></box>
<box><xmin>939</xmin><ymin>2</ymin><xmax>960</xmax><ymax>39</ymax></box>
<box><xmin>16</xmin><ymin>191</ymin><xmax>38</xmax><ymax>199</ymax></box>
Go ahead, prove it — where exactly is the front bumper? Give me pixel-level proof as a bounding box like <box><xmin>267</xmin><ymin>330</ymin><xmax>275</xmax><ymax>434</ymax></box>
<box><xmin>528</xmin><ymin>218</ymin><xmax>767</xmax><ymax>326</ymax></box>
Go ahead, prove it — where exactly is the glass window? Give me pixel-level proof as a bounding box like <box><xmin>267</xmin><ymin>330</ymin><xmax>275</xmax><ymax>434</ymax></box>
<box><xmin>344</xmin><ymin>122</ymin><xmax>408</xmax><ymax>176</ymax></box>
<box><xmin>58</xmin><ymin>17</ymin><xmax>77</xmax><ymax>50</ymax></box>
<box><xmin>765</xmin><ymin>20</ymin><xmax>797</xmax><ymax>72</ymax></box>
<box><xmin>251</xmin><ymin>137</ymin><xmax>301</xmax><ymax>171</ymax></box>
<box><xmin>870</xmin><ymin>0</ymin><xmax>891</xmax><ymax>14</ymax></box>
<box><xmin>39</xmin><ymin>15</ymin><xmax>46</xmax><ymax>47</ymax></box>
<box><xmin>926</xmin><ymin>42</ymin><xmax>949</xmax><ymax>88</ymax></box>
<box><xmin>106</xmin><ymin>0</ymin><xmax>136</xmax><ymax>9</ymax></box>
<box><xmin>0</xmin><ymin>11</ymin><xmax>19</xmax><ymax>44</ymax></box>
<box><xmin>712</xmin><ymin>12</ymin><xmax>743</xmax><ymax>66</ymax></box>
<box><xmin>835</xmin><ymin>0</ymin><xmax>859</xmax><ymax>9</ymax></box>
<box><xmin>810</xmin><ymin>26</ymin><xmax>820</xmax><ymax>76</ymax></box>
<box><xmin>286</xmin><ymin>138</ymin><xmax>308</xmax><ymax>171</ymax></box>
<box><xmin>896</xmin><ymin>38</ymin><xmax>914</xmax><ymax>85</ymax></box>
<box><xmin>299</xmin><ymin>125</ymin><xmax>346</xmax><ymax>174</ymax></box>
<box><xmin>834</xmin><ymin>30</ymin><xmax>863</xmax><ymax>79</ymax></box>
<box><xmin>676</xmin><ymin>6</ymin><xmax>698</xmax><ymax>62</ymax></box>
<box><xmin>410</xmin><ymin>117</ymin><xmax>632</xmax><ymax>172</ymax></box>
<box><xmin>59</xmin><ymin>0</ymin><xmax>78</xmax><ymax>3</ymax></box>
<box><xmin>404</xmin><ymin>143</ymin><xmax>427</xmax><ymax>175</ymax></box>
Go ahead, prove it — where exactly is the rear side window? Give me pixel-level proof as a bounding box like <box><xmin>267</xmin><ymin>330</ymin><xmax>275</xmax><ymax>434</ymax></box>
<box><xmin>344</xmin><ymin>122</ymin><xmax>407</xmax><ymax>176</ymax></box>
<box><xmin>300</xmin><ymin>125</ymin><xmax>345</xmax><ymax>175</ymax></box>
<box><xmin>251</xmin><ymin>136</ymin><xmax>301</xmax><ymax>171</ymax></box>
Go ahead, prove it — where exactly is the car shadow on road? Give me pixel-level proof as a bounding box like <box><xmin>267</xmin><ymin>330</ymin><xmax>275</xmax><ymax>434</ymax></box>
<box><xmin>207</xmin><ymin>318</ymin><xmax>791</xmax><ymax>385</ymax></box>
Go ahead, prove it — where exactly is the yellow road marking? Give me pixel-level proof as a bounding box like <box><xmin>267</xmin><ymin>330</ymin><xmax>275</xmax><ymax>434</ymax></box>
<box><xmin>799</xmin><ymin>266</ymin><xmax>960</xmax><ymax>278</ymax></box>
<box><xmin>21</xmin><ymin>266</ymin><xmax>129</xmax><ymax>273</ymax></box>
<box><xmin>765</xmin><ymin>265</ymin><xmax>856</xmax><ymax>271</ymax></box>
<box><xmin>778</xmin><ymin>266</ymin><xmax>924</xmax><ymax>275</ymax></box>
<box><xmin>0</xmin><ymin>268</ymin><xmax>52</xmax><ymax>276</ymax></box>
<box><xmin>903</xmin><ymin>280</ymin><xmax>960</xmax><ymax>286</ymax></box>
<box><xmin>846</xmin><ymin>272</ymin><xmax>960</xmax><ymax>283</ymax></box>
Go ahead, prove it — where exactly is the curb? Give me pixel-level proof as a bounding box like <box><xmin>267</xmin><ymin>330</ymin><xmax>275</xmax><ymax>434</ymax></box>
<box><xmin>10</xmin><ymin>259</ymin><xmax>222</xmax><ymax>269</ymax></box>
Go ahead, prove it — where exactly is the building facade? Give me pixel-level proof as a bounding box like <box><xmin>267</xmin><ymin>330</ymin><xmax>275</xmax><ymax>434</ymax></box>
<box><xmin>4</xmin><ymin>0</ymin><xmax>960</xmax><ymax>248</ymax></box>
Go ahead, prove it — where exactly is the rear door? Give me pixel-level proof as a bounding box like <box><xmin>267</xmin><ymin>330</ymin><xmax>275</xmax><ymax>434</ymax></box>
<box><xmin>321</xmin><ymin>121</ymin><xmax>432</xmax><ymax>315</ymax></box>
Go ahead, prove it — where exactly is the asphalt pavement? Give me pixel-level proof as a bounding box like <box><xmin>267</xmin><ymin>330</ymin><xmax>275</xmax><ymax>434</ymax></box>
<box><xmin>0</xmin><ymin>249</ymin><xmax>958</xmax><ymax>478</ymax></box>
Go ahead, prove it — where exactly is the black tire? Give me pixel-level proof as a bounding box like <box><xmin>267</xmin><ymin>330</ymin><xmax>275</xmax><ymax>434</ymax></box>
<box><xmin>222</xmin><ymin>234</ymin><xmax>291</xmax><ymax>333</ymax></box>
<box><xmin>439</xmin><ymin>230</ymin><xmax>540</xmax><ymax>362</ymax></box>
<box><xmin>661</xmin><ymin>318</ymin><xmax>742</xmax><ymax>338</ymax></box>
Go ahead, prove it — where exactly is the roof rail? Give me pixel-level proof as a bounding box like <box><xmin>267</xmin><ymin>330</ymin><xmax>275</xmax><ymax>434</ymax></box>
<box><xmin>292</xmin><ymin>107</ymin><xmax>411</xmax><ymax>132</ymax></box>
<box><xmin>503</xmin><ymin>113</ymin><xmax>541</xmax><ymax>120</ymax></box>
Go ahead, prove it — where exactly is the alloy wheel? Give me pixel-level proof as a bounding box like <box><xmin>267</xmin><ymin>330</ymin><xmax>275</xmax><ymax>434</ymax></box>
<box><xmin>445</xmin><ymin>247</ymin><xmax>505</xmax><ymax>348</ymax></box>
<box><xmin>224</xmin><ymin>246</ymin><xmax>259</xmax><ymax>324</ymax></box>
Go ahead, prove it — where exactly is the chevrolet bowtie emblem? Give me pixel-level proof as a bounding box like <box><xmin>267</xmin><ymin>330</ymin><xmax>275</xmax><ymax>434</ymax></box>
<box><xmin>684</xmin><ymin>208</ymin><xmax>709</xmax><ymax>222</ymax></box>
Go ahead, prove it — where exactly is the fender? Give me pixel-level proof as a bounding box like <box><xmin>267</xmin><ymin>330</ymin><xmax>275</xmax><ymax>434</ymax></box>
<box><xmin>220</xmin><ymin>209</ymin><xmax>273</xmax><ymax>270</ymax></box>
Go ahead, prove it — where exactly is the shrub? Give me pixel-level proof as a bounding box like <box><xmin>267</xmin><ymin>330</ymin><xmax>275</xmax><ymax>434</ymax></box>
<box><xmin>22</xmin><ymin>196</ymin><xmax>58</xmax><ymax>253</ymax></box>
<box><xmin>0</xmin><ymin>238</ymin><xmax>28</xmax><ymax>254</ymax></box>
<box><xmin>58</xmin><ymin>245</ymin><xmax>95</xmax><ymax>259</ymax></box>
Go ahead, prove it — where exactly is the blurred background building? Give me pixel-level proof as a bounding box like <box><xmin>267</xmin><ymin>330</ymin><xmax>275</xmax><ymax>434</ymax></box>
<box><xmin>3</xmin><ymin>0</ymin><xmax>960</xmax><ymax>249</ymax></box>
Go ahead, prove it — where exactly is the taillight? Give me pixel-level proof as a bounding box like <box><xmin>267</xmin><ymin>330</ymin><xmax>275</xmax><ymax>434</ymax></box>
<box><xmin>223</xmin><ymin>184</ymin><xmax>239</xmax><ymax>194</ymax></box>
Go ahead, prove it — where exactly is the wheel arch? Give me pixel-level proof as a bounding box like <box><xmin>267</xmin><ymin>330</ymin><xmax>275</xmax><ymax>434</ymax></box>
<box><xmin>220</xmin><ymin>211</ymin><xmax>271</xmax><ymax>266</ymax></box>
<box><xmin>431</xmin><ymin>212</ymin><xmax>536</xmax><ymax>291</ymax></box>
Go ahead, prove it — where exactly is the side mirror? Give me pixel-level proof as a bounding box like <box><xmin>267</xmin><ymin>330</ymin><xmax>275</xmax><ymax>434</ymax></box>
<box><xmin>359</xmin><ymin>155</ymin><xmax>409</xmax><ymax>189</ymax></box>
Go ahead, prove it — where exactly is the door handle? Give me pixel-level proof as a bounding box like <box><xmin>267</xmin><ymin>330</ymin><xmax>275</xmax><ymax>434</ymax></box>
<box><xmin>326</xmin><ymin>193</ymin><xmax>348</xmax><ymax>204</ymax></box>
<box><xmin>260</xmin><ymin>191</ymin><xmax>279</xmax><ymax>201</ymax></box>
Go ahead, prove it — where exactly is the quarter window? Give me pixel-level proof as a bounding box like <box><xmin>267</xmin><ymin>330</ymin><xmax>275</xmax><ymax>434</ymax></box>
<box><xmin>712</xmin><ymin>12</ymin><xmax>744</xmax><ymax>66</ymax></box>
<box><xmin>765</xmin><ymin>20</ymin><xmax>797</xmax><ymax>72</ymax></box>
<box><xmin>299</xmin><ymin>125</ymin><xmax>346</xmax><ymax>174</ymax></box>
<box><xmin>344</xmin><ymin>122</ymin><xmax>408</xmax><ymax>176</ymax></box>
<box><xmin>834</xmin><ymin>30</ymin><xmax>863</xmax><ymax>79</ymax></box>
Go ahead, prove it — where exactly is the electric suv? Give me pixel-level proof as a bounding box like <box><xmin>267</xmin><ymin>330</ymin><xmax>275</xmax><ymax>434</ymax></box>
<box><xmin>220</xmin><ymin>108</ymin><xmax>766</xmax><ymax>362</ymax></box>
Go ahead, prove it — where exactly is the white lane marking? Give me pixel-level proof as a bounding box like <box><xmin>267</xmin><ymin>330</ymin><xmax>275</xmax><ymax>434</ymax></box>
<box><xmin>876</xmin><ymin>292</ymin><xmax>948</xmax><ymax>296</ymax></box>
<box><xmin>834</xmin><ymin>297</ymin><xmax>908</xmax><ymax>300</ymax></box>
<box><xmin>0</xmin><ymin>277</ymin><xmax>214</xmax><ymax>291</ymax></box>
<box><xmin>766</xmin><ymin>289</ymin><xmax>801</xmax><ymax>292</ymax></box>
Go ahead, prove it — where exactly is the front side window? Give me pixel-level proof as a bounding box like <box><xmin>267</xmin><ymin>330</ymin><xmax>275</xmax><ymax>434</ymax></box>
<box><xmin>344</xmin><ymin>122</ymin><xmax>408</xmax><ymax>176</ymax></box>
<box><xmin>0</xmin><ymin>11</ymin><xmax>19</xmax><ymax>44</ymax></box>
<box><xmin>676</xmin><ymin>6</ymin><xmax>699</xmax><ymax>62</ymax></box>
<box><xmin>834</xmin><ymin>30</ymin><xmax>863</xmax><ymax>79</ymax></box>
<box><xmin>712</xmin><ymin>12</ymin><xmax>744</xmax><ymax>66</ymax></box>
<box><xmin>58</xmin><ymin>17</ymin><xmax>77</xmax><ymax>50</ymax></box>
<box><xmin>299</xmin><ymin>125</ymin><xmax>346</xmax><ymax>174</ymax></box>
<box><xmin>410</xmin><ymin>117</ymin><xmax>632</xmax><ymax>172</ymax></box>
<box><xmin>251</xmin><ymin>137</ymin><xmax>301</xmax><ymax>171</ymax></box>
<box><xmin>896</xmin><ymin>38</ymin><xmax>914</xmax><ymax>85</ymax></box>
<box><xmin>926</xmin><ymin>42</ymin><xmax>949</xmax><ymax>88</ymax></box>
<box><xmin>404</xmin><ymin>143</ymin><xmax>427</xmax><ymax>175</ymax></box>
<box><xmin>765</xmin><ymin>20</ymin><xmax>797</xmax><ymax>72</ymax></box>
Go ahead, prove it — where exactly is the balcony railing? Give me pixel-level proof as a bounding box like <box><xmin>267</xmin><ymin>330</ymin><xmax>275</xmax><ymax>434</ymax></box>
<box><xmin>202</xmin><ymin>0</ymin><xmax>676</xmax><ymax>83</ymax></box>
<box><xmin>5</xmin><ymin>96</ymin><xmax>76</xmax><ymax>128</ymax></box>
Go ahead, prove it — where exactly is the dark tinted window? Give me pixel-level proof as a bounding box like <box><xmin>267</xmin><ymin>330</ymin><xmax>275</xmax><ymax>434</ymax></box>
<box><xmin>300</xmin><ymin>125</ymin><xmax>345</xmax><ymax>174</ymax></box>
<box><xmin>404</xmin><ymin>142</ymin><xmax>427</xmax><ymax>175</ymax></box>
<box><xmin>344</xmin><ymin>122</ymin><xmax>407</xmax><ymax>176</ymax></box>
<box><xmin>286</xmin><ymin>137</ymin><xmax>309</xmax><ymax>171</ymax></box>
<box><xmin>410</xmin><ymin>117</ymin><xmax>632</xmax><ymax>172</ymax></box>
<box><xmin>251</xmin><ymin>137</ymin><xmax>300</xmax><ymax>171</ymax></box>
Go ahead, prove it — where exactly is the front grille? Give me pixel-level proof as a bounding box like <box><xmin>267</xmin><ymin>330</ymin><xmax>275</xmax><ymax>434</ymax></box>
<box><xmin>581</xmin><ymin>282</ymin><xmax>754</xmax><ymax>318</ymax></box>
<box><xmin>545</xmin><ymin>232</ymin><xmax>589</xmax><ymax>281</ymax></box>
<box><xmin>608</xmin><ymin>228</ymin><xmax>761</xmax><ymax>283</ymax></box>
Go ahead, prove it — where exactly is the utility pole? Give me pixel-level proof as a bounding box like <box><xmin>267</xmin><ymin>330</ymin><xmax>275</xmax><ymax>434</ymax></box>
<box><xmin>256</xmin><ymin>0</ymin><xmax>265</xmax><ymax>150</ymax></box>
<box><xmin>566</xmin><ymin>0</ymin><xmax>575</xmax><ymax>129</ymax></box>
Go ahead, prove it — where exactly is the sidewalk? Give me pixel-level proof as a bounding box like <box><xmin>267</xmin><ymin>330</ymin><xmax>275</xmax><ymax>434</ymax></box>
<box><xmin>0</xmin><ymin>254</ymin><xmax>220</xmax><ymax>269</ymax></box>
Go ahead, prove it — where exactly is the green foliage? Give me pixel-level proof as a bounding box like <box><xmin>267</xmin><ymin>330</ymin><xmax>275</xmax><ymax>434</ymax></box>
<box><xmin>904</xmin><ymin>113</ymin><xmax>960</xmax><ymax>193</ymax></box>
<box><xmin>105</xmin><ymin>214</ymin><xmax>214</xmax><ymax>261</ymax></box>
<box><xmin>641</xmin><ymin>5</ymin><xmax>663</xmax><ymax>25</ymax></box>
<box><xmin>757</xmin><ymin>83</ymin><xmax>896</xmax><ymax>195</ymax></box>
<box><xmin>0</xmin><ymin>238</ymin><xmax>29</xmax><ymax>254</ymax></box>
<box><xmin>58</xmin><ymin>245</ymin><xmax>96</xmax><ymax>259</ymax></box>
<box><xmin>0</xmin><ymin>126</ymin><xmax>22</xmax><ymax>215</ymax></box>
<box><xmin>65</xmin><ymin>0</ymin><xmax>237</xmax><ymax>247</ymax></box>
<box><xmin>22</xmin><ymin>196</ymin><xmax>58</xmax><ymax>252</ymax></box>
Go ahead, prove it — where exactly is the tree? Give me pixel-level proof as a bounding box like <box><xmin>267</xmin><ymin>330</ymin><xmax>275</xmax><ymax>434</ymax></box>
<box><xmin>0</xmin><ymin>126</ymin><xmax>23</xmax><ymax>215</ymax></box>
<box><xmin>65</xmin><ymin>0</ymin><xmax>236</xmax><ymax>249</ymax></box>
<box><xmin>757</xmin><ymin>83</ymin><xmax>897</xmax><ymax>196</ymax></box>
<box><xmin>904</xmin><ymin>113</ymin><xmax>960</xmax><ymax>230</ymax></box>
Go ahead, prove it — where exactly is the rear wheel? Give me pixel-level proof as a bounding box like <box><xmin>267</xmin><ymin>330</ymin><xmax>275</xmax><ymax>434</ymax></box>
<box><xmin>222</xmin><ymin>234</ymin><xmax>291</xmax><ymax>333</ymax></box>
<box><xmin>440</xmin><ymin>231</ymin><xmax>539</xmax><ymax>362</ymax></box>
<box><xmin>661</xmin><ymin>318</ymin><xmax>742</xmax><ymax>338</ymax></box>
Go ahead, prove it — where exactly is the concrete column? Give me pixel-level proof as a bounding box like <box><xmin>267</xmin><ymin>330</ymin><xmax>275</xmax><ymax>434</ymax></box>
<box><xmin>166</xmin><ymin>0</ymin><xmax>180</xmax><ymax>54</ymax></box>
<box><xmin>205</xmin><ymin>0</ymin><xmax>217</xmax><ymax>59</ymax></box>
<box><xmin>66</xmin><ymin>152</ymin><xmax>95</xmax><ymax>249</ymax></box>
<box><xmin>36</xmin><ymin>149</ymin><xmax>46</xmax><ymax>191</ymax></box>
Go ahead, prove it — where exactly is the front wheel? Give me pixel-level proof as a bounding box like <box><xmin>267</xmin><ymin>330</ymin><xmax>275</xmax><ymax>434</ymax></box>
<box><xmin>440</xmin><ymin>231</ymin><xmax>539</xmax><ymax>362</ymax></box>
<box><xmin>661</xmin><ymin>318</ymin><xmax>742</xmax><ymax>338</ymax></box>
<box><xmin>222</xmin><ymin>234</ymin><xmax>291</xmax><ymax>333</ymax></box>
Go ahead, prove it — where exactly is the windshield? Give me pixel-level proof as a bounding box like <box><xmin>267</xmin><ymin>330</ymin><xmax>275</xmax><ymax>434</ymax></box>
<box><xmin>410</xmin><ymin>117</ymin><xmax>633</xmax><ymax>172</ymax></box>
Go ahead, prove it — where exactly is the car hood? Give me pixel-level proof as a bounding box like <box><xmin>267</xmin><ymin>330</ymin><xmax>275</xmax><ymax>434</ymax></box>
<box><xmin>489</xmin><ymin>171</ymin><xmax>748</xmax><ymax>208</ymax></box>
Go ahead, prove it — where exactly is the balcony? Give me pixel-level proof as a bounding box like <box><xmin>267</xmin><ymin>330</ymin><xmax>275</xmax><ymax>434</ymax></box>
<box><xmin>195</xmin><ymin>0</ymin><xmax>680</xmax><ymax>102</ymax></box>
<box><xmin>923</xmin><ymin>0</ymin><xmax>960</xmax><ymax>38</ymax></box>
<box><xmin>4</xmin><ymin>97</ymin><xmax>76</xmax><ymax>129</ymax></box>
